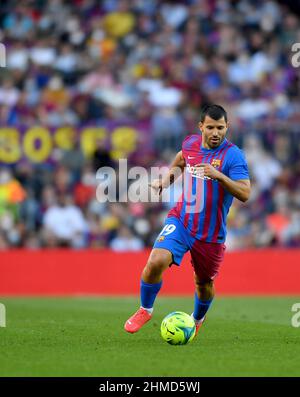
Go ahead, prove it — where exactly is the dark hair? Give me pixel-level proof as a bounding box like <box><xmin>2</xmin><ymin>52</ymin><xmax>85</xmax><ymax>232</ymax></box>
<box><xmin>199</xmin><ymin>104</ymin><xmax>227</xmax><ymax>123</ymax></box>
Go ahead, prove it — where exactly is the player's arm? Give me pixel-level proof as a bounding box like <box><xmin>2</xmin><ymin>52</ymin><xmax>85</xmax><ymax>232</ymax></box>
<box><xmin>216</xmin><ymin>173</ymin><xmax>250</xmax><ymax>203</ymax></box>
<box><xmin>149</xmin><ymin>150</ymin><xmax>185</xmax><ymax>195</ymax></box>
<box><xmin>201</xmin><ymin>164</ymin><xmax>251</xmax><ymax>202</ymax></box>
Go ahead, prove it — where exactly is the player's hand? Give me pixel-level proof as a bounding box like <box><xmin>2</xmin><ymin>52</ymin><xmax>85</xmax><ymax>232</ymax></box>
<box><xmin>148</xmin><ymin>179</ymin><xmax>164</xmax><ymax>195</ymax></box>
<box><xmin>197</xmin><ymin>164</ymin><xmax>221</xmax><ymax>180</ymax></box>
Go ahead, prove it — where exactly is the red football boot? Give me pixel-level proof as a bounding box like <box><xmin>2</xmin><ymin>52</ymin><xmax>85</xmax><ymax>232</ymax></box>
<box><xmin>124</xmin><ymin>308</ymin><xmax>152</xmax><ymax>333</ymax></box>
<box><xmin>192</xmin><ymin>315</ymin><xmax>206</xmax><ymax>337</ymax></box>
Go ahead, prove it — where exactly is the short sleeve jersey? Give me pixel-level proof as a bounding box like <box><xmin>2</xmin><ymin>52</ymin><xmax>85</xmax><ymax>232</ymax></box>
<box><xmin>168</xmin><ymin>134</ymin><xmax>249</xmax><ymax>243</ymax></box>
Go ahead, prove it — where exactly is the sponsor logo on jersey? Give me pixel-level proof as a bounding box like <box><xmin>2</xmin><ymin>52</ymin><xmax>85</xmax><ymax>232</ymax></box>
<box><xmin>186</xmin><ymin>163</ymin><xmax>211</xmax><ymax>179</ymax></box>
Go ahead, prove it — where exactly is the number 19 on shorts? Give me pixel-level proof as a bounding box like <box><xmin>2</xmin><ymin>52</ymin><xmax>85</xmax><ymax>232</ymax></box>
<box><xmin>159</xmin><ymin>224</ymin><xmax>176</xmax><ymax>237</ymax></box>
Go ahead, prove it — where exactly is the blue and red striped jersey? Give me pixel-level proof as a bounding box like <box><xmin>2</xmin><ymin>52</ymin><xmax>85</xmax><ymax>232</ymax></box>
<box><xmin>168</xmin><ymin>134</ymin><xmax>249</xmax><ymax>243</ymax></box>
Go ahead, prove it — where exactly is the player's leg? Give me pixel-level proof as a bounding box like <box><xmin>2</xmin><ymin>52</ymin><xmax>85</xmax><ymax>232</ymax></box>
<box><xmin>124</xmin><ymin>217</ymin><xmax>189</xmax><ymax>334</ymax></box>
<box><xmin>192</xmin><ymin>274</ymin><xmax>214</xmax><ymax>330</ymax></box>
<box><xmin>124</xmin><ymin>248</ymin><xmax>172</xmax><ymax>334</ymax></box>
<box><xmin>139</xmin><ymin>248</ymin><xmax>172</xmax><ymax>314</ymax></box>
<box><xmin>190</xmin><ymin>240</ymin><xmax>226</xmax><ymax>334</ymax></box>
<box><xmin>141</xmin><ymin>248</ymin><xmax>172</xmax><ymax>284</ymax></box>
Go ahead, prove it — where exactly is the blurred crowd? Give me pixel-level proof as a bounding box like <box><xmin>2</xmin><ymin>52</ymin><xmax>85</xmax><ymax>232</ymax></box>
<box><xmin>0</xmin><ymin>0</ymin><xmax>300</xmax><ymax>250</ymax></box>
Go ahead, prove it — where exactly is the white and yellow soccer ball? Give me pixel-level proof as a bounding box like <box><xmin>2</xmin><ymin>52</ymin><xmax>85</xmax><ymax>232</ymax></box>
<box><xmin>160</xmin><ymin>311</ymin><xmax>196</xmax><ymax>345</ymax></box>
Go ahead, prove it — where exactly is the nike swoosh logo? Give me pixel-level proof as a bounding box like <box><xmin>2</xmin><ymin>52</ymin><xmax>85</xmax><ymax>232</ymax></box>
<box><xmin>166</xmin><ymin>326</ymin><xmax>175</xmax><ymax>335</ymax></box>
<box><xmin>127</xmin><ymin>320</ymin><xmax>132</xmax><ymax>325</ymax></box>
<box><xmin>188</xmin><ymin>156</ymin><xmax>195</xmax><ymax>159</ymax></box>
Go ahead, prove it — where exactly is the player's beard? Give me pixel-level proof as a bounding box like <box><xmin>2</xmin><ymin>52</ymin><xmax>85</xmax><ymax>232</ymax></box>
<box><xmin>206</xmin><ymin>135</ymin><xmax>224</xmax><ymax>149</ymax></box>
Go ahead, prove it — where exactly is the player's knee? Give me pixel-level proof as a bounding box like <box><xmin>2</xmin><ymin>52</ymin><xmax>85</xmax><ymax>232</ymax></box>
<box><xmin>194</xmin><ymin>276</ymin><xmax>214</xmax><ymax>295</ymax></box>
<box><xmin>145</xmin><ymin>251</ymin><xmax>171</xmax><ymax>276</ymax></box>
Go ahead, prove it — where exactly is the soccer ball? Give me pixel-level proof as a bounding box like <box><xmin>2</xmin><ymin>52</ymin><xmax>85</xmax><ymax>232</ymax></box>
<box><xmin>160</xmin><ymin>311</ymin><xmax>196</xmax><ymax>345</ymax></box>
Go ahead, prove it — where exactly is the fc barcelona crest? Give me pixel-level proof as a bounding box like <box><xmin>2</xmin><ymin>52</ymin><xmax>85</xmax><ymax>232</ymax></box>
<box><xmin>211</xmin><ymin>158</ymin><xmax>221</xmax><ymax>168</ymax></box>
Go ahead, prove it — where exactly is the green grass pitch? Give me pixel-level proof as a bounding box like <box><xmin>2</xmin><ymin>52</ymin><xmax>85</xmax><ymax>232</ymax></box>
<box><xmin>0</xmin><ymin>296</ymin><xmax>300</xmax><ymax>377</ymax></box>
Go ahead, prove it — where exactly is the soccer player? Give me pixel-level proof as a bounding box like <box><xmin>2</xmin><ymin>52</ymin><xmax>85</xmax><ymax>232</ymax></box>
<box><xmin>124</xmin><ymin>104</ymin><xmax>251</xmax><ymax>335</ymax></box>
